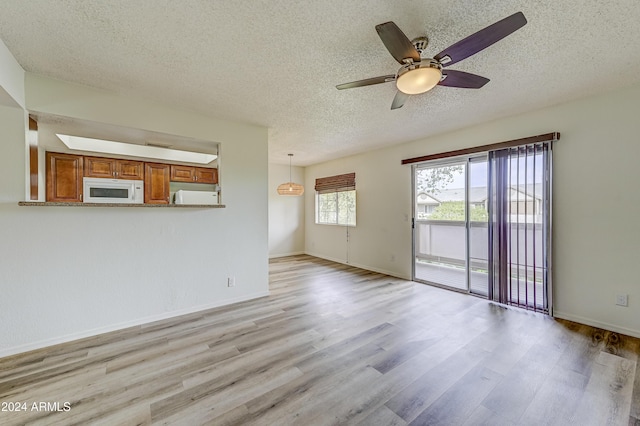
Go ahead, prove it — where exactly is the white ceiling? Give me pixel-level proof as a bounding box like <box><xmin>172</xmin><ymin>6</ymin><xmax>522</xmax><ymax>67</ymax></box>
<box><xmin>2</xmin><ymin>1</ymin><xmax>640</xmax><ymax>166</ymax></box>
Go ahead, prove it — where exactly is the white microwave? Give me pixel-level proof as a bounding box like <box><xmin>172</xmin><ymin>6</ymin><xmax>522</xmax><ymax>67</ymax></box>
<box><xmin>83</xmin><ymin>177</ymin><xmax>144</xmax><ymax>204</ymax></box>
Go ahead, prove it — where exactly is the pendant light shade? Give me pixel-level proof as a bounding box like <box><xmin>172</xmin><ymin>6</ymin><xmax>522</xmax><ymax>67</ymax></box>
<box><xmin>277</xmin><ymin>154</ymin><xmax>304</xmax><ymax>196</ymax></box>
<box><xmin>277</xmin><ymin>181</ymin><xmax>304</xmax><ymax>196</ymax></box>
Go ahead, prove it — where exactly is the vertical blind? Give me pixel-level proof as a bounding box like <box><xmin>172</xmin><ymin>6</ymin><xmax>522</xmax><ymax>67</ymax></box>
<box><xmin>488</xmin><ymin>141</ymin><xmax>552</xmax><ymax>313</ymax></box>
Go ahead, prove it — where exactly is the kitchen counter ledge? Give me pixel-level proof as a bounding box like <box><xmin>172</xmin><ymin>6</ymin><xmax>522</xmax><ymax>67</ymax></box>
<box><xmin>18</xmin><ymin>202</ymin><xmax>225</xmax><ymax>208</ymax></box>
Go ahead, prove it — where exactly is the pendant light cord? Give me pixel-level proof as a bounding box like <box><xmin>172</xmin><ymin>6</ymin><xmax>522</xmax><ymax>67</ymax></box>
<box><xmin>289</xmin><ymin>154</ymin><xmax>293</xmax><ymax>182</ymax></box>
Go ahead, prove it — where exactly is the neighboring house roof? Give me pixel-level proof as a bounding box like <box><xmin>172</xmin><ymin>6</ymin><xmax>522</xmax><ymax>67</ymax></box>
<box><xmin>416</xmin><ymin>193</ymin><xmax>441</xmax><ymax>205</ymax></box>
<box><xmin>417</xmin><ymin>184</ymin><xmax>542</xmax><ymax>205</ymax></box>
<box><xmin>417</xmin><ymin>187</ymin><xmax>487</xmax><ymax>204</ymax></box>
<box><xmin>511</xmin><ymin>183</ymin><xmax>543</xmax><ymax>201</ymax></box>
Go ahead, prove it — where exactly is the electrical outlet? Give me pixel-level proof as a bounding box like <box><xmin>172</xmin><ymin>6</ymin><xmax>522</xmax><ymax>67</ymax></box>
<box><xmin>616</xmin><ymin>294</ymin><xmax>628</xmax><ymax>307</ymax></box>
<box><xmin>227</xmin><ymin>277</ymin><xmax>236</xmax><ymax>287</ymax></box>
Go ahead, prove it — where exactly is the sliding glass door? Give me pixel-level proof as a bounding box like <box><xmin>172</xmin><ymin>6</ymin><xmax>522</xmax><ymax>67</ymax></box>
<box><xmin>412</xmin><ymin>141</ymin><xmax>552</xmax><ymax>313</ymax></box>
<box><xmin>413</xmin><ymin>156</ymin><xmax>489</xmax><ymax>294</ymax></box>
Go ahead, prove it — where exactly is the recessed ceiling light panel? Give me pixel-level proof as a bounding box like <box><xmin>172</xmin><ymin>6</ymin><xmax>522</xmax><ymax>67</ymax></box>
<box><xmin>56</xmin><ymin>134</ymin><xmax>217</xmax><ymax>164</ymax></box>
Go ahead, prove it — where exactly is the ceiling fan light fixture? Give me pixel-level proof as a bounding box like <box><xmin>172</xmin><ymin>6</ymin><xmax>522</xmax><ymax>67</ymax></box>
<box><xmin>396</xmin><ymin>60</ymin><xmax>442</xmax><ymax>95</ymax></box>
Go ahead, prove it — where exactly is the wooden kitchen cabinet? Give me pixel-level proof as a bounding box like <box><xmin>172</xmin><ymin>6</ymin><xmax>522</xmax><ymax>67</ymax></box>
<box><xmin>46</xmin><ymin>152</ymin><xmax>84</xmax><ymax>202</ymax></box>
<box><xmin>118</xmin><ymin>160</ymin><xmax>144</xmax><ymax>180</ymax></box>
<box><xmin>144</xmin><ymin>163</ymin><xmax>170</xmax><ymax>204</ymax></box>
<box><xmin>195</xmin><ymin>167</ymin><xmax>218</xmax><ymax>184</ymax></box>
<box><xmin>170</xmin><ymin>165</ymin><xmax>218</xmax><ymax>184</ymax></box>
<box><xmin>84</xmin><ymin>156</ymin><xmax>114</xmax><ymax>179</ymax></box>
<box><xmin>170</xmin><ymin>164</ymin><xmax>194</xmax><ymax>182</ymax></box>
<box><xmin>85</xmin><ymin>156</ymin><xmax>143</xmax><ymax>180</ymax></box>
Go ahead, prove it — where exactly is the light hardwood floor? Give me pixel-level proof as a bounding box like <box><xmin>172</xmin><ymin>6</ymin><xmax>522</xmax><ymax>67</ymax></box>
<box><xmin>0</xmin><ymin>255</ymin><xmax>638</xmax><ymax>425</ymax></box>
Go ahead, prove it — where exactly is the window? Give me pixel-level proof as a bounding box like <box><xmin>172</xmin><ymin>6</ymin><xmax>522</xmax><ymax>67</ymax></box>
<box><xmin>315</xmin><ymin>173</ymin><xmax>356</xmax><ymax>226</ymax></box>
<box><xmin>316</xmin><ymin>190</ymin><xmax>356</xmax><ymax>226</ymax></box>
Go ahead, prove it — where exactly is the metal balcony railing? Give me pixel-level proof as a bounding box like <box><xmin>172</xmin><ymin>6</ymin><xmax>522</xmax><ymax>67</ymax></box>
<box><xmin>415</xmin><ymin>220</ymin><xmax>546</xmax><ymax>308</ymax></box>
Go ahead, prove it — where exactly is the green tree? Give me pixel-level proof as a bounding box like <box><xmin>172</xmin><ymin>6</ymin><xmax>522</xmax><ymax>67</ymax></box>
<box><xmin>429</xmin><ymin>201</ymin><xmax>488</xmax><ymax>221</ymax></box>
<box><xmin>318</xmin><ymin>190</ymin><xmax>356</xmax><ymax>226</ymax></box>
<box><xmin>416</xmin><ymin>165</ymin><xmax>463</xmax><ymax>195</ymax></box>
<box><xmin>337</xmin><ymin>190</ymin><xmax>356</xmax><ymax>226</ymax></box>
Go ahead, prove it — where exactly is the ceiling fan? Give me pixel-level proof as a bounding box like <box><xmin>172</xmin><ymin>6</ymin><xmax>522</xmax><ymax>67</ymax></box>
<box><xmin>336</xmin><ymin>12</ymin><xmax>527</xmax><ymax>109</ymax></box>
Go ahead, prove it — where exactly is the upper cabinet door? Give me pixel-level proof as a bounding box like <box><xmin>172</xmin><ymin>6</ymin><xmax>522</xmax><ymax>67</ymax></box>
<box><xmin>85</xmin><ymin>157</ymin><xmax>143</xmax><ymax>180</ymax></box>
<box><xmin>195</xmin><ymin>167</ymin><xmax>218</xmax><ymax>184</ymax></box>
<box><xmin>145</xmin><ymin>163</ymin><xmax>170</xmax><ymax>204</ymax></box>
<box><xmin>170</xmin><ymin>165</ymin><xmax>218</xmax><ymax>183</ymax></box>
<box><xmin>84</xmin><ymin>156</ymin><xmax>116</xmax><ymax>178</ymax></box>
<box><xmin>46</xmin><ymin>152</ymin><xmax>83</xmax><ymax>202</ymax></box>
<box><xmin>170</xmin><ymin>165</ymin><xmax>195</xmax><ymax>182</ymax></box>
<box><xmin>117</xmin><ymin>160</ymin><xmax>144</xmax><ymax>180</ymax></box>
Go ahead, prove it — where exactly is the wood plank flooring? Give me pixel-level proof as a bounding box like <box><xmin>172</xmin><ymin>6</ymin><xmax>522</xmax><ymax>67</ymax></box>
<box><xmin>0</xmin><ymin>255</ymin><xmax>638</xmax><ymax>425</ymax></box>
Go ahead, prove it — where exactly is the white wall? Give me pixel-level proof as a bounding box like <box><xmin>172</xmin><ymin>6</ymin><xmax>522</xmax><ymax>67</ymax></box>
<box><xmin>268</xmin><ymin>163</ymin><xmax>305</xmax><ymax>257</ymax></box>
<box><xmin>305</xmin><ymin>155</ymin><xmax>412</xmax><ymax>278</ymax></box>
<box><xmin>306</xmin><ymin>83</ymin><xmax>640</xmax><ymax>338</ymax></box>
<box><xmin>0</xmin><ymin>38</ymin><xmax>25</xmax><ymax>108</ymax></box>
<box><xmin>0</xmin><ymin>74</ymin><xmax>269</xmax><ymax>356</ymax></box>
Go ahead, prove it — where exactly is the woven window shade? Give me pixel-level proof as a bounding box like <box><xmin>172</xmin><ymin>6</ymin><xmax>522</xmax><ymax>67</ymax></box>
<box><xmin>315</xmin><ymin>173</ymin><xmax>355</xmax><ymax>194</ymax></box>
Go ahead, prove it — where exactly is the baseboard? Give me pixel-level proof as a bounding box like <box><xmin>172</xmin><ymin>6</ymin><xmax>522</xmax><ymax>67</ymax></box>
<box><xmin>553</xmin><ymin>311</ymin><xmax>640</xmax><ymax>339</ymax></box>
<box><xmin>269</xmin><ymin>251</ymin><xmax>305</xmax><ymax>259</ymax></box>
<box><xmin>0</xmin><ymin>291</ymin><xmax>270</xmax><ymax>359</ymax></box>
<box><xmin>304</xmin><ymin>251</ymin><xmax>411</xmax><ymax>280</ymax></box>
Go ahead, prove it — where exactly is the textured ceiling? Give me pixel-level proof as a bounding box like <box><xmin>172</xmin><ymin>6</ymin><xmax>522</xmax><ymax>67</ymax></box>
<box><xmin>1</xmin><ymin>1</ymin><xmax>640</xmax><ymax>166</ymax></box>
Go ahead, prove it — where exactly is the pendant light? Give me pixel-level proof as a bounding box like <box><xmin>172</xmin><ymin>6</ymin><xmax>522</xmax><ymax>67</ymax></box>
<box><xmin>277</xmin><ymin>154</ymin><xmax>304</xmax><ymax>196</ymax></box>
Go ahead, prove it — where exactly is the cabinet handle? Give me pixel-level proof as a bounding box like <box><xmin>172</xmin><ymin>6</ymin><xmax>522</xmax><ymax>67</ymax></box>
<box><xmin>195</xmin><ymin>176</ymin><xmax>198</xmax><ymax>181</ymax></box>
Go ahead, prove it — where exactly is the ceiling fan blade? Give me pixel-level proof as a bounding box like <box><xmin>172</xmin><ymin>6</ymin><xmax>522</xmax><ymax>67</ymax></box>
<box><xmin>391</xmin><ymin>91</ymin><xmax>410</xmax><ymax>110</ymax></box>
<box><xmin>336</xmin><ymin>75</ymin><xmax>396</xmax><ymax>90</ymax></box>
<box><xmin>439</xmin><ymin>70</ymin><xmax>490</xmax><ymax>89</ymax></box>
<box><xmin>434</xmin><ymin>12</ymin><xmax>527</xmax><ymax>67</ymax></box>
<box><xmin>375</xmin><ymin>22</ymin><xmax>421</xmax><ymax>65</ymax></box>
